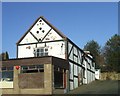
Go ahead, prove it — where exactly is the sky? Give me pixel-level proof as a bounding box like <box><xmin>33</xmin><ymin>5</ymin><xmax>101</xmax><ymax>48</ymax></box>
<box><xmin>2</xmin><ymin>2</ymin><xmax>118</xmax><ymax>58</ymax></box>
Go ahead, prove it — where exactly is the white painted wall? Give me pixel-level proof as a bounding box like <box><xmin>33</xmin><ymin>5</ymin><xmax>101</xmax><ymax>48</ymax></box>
<box><xmin>18</xmin><ymin>41</ymin><xmax>65</xmax><ymax>59</ymax></box>
<box><xmin>78</xmin><ymin>51</ymin><xmax>82</xmax><ymax>65</ymax></box>
<box><xmin>95</xmin><ymin>69</ymin><xmax>101</xmax><ymax>80</ymax></box>
<box><xmin>78</xmin><ymin>66</ymin><xmax>82</xmax><ymax>85</ymax></box>
<box><xmin>0</xmin><ymin>81</ymin><xmax>13</xmax><ymax>88</ymax></box>
<box><xmin>74</xmin><ymin>64</ymin><xmax>78</xmax><ymax>76</ymax></box>
<box><xmin>69</xmin><ymin>62</ymin><xmax>73</xmax><ymax>80</ymax></box>
<box><xmin>83</xmin><ymin>60</ymin><xmax>87</xmax><ymax>84</ymax></box>
<box><xmin>70</xmin><ymin>81</ymin><xmax>73</xmax><ymax>90</ymax></box>
<box><xmin>74</xmin><ymin>77</ymin><xmax>78</xmax><ymax>89</ymax></box>
<box><xmin>46</xmin><ymin>41</ymin><xmax>65</xmax><ymax>59</ymax></box>
<box><xmin>18</xmin><ymin>44</ymin><xmax>36</xmax><ymax>58</ymax></box>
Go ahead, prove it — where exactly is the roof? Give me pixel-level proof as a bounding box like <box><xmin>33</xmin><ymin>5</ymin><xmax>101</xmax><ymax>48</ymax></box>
<box><xmin>16</xmin><ymin>16</ymin><xmax>67</xmax><ymax>45</ymax></box>
<box><xmin>1</xmin><ymin>56</ymin><xmax>69</xmax><ymax>70</ymax></box>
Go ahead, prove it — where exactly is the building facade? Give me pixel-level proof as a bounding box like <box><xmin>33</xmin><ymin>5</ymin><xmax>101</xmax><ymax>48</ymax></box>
<box><xmin>0</xmin><ymin>16</ymin><xmax>96</xmax><ymax>95</ymax></box>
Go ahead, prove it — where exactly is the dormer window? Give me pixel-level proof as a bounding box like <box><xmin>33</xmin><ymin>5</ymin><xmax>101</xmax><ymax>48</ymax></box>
<box><xmin>34</xmin><ymin>47</ymin><xmax>48</xmax><ymax>57</ymax></box>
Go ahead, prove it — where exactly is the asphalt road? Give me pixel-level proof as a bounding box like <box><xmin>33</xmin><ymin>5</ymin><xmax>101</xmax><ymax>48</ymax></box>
<box><xmin>68</xmin><ymin>80</ymin><xmax>119</xmax><ymax>94</ymax></box>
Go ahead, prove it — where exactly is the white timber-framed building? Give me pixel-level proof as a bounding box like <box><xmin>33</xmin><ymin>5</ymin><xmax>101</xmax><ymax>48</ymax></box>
<box><xmin>0</xmin><ymin>16</ymin><xmax>96</xmax><ymax>95</ymax></box>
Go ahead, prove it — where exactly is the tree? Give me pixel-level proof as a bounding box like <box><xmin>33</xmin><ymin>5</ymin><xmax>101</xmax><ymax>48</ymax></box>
<box><xmin>83</xmin><ymin>40</ymin><xmax>101</xmax><ymax>68</ymax></box>
<box><xmin>104</xmin><ymin>34</ymin><xmax>120</xmax><ymax>72</ymax></box>
<box><xmin>0</xmin><ymin>51</ymin><xmax>9</xmax><ymax>60</ymax></box>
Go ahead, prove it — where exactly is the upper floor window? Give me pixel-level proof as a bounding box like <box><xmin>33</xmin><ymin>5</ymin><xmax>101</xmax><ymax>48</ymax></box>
<box><xmin>34</xmin><ymin>47</ymin><xmax>48</xmax><ymax>57</ymax></box>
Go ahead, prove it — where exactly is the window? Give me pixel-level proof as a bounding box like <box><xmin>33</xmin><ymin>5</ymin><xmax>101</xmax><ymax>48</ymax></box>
<box><xmin>34</xmin><ymin>47</ymin><xmax>48</xmax><ymax>57</ymax></box>
<box><xmin>21</xmin><ymin>65</ymin><xmax>44</xmax><ymax>73</ymax></box>
<box><xmin>36</xmin><ymin>31</ymin><xmax>39</xmax><ymax>34</ymax></box>
<box><xmin>1</xmin><ymin>67</ymin><xmax>13</xmax><ymax>81</ymax></box>
<box><xmin>42</xmin><ymin>30</ymin><xmax>45</xmax><ymax>33</ymax></box>
<box><xmin>39</xmin><ymin>27</ymin><xmax>42</xmax><ymax>30</ymax></box>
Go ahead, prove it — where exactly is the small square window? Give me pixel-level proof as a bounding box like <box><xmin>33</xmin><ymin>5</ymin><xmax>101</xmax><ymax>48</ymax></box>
<box><xmin>39</xmin><ymin>27</ymin><xmax>42</xmax><ymax>30</ymax></box>
<box><xmin>42</xmin><ymin>30</ymin><xmax>45</xmax><ymax>33</ymax></box>
<box><xmin>36</xmin><ymin>31</ymin><xmax>39</xmax><ymax>34</ymax></box>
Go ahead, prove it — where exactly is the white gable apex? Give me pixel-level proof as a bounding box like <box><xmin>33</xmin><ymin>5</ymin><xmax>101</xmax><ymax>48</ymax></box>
<box><xmin>18</xmin><ymin>16</ymin><xmax>65</xmax><ymax>45</ymax></box>
<box><xmin>30</xmin><ymin>18</ymin><xmax>51</xmax><ymax>41</ymax></box>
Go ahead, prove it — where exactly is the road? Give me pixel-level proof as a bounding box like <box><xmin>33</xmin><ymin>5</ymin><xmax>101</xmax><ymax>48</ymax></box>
<box><xmin>68</xmin><ymin>80</ymin><xmax>119</xmax><ymax>94</ymax></box>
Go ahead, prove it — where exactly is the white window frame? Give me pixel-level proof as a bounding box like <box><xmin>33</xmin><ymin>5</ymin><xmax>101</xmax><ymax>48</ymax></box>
<box><xmin>34</xmin><ymin>47</ymin><xmax>48</xmax><ymax>57</ymax></box>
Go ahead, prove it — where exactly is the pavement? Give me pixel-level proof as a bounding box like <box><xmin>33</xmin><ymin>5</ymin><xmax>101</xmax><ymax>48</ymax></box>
<box><xmin>68</xmin><ymin>80</ymin><xmax>119</xmax><ymax>94</ymax></box>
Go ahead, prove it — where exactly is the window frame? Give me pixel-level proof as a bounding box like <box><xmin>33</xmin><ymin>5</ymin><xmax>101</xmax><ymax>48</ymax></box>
<box><xmin>1</xmin><ymin>66</ymin><xmax>14</xmax><ymax>81</ymax></box>
<box><xmin>34</xmin><ymin>47</ymin><xmax>48</xmax><ymax>57</ymax></box>
<box><xmin>21</xmin><ymin>65</ymin><xmax>44</xmax><ymax>73</ymax></box>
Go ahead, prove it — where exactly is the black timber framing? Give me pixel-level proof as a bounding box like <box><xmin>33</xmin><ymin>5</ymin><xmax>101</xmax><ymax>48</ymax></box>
<box><xmin>16</xmin><ymin>45</ymin><xmax>18</xmax><ymax>58</ymax></box>
<box><xmin>66</xmin><ymin>38</ymin><xmax>96</xmax><ymax>90</ymax></box>
<box><xmin>17</xmin><ymin>39</ymin><xmax>65</xmax><ymax>46</ymax></box>
<box><xmin>16</xmin><ymin>16</ymin><xmax>94</xmax><ymax>63</ymax></box>
<box><xmin>41</xmin><ymin>28</ymin><xmax>52</xmax><ymax>42</ymax></box>
<box><xmin>65</xmin><ymin>40</ymin><xmax>68</xmax><ymax>60</ymax></box>
<box><xmin>16</xmin><ymin>15</ymin><xmax>94</xmax><ymax>64</ymax></box>
<box><xmin>66</xmin><ymin>38</ymin><xmax>95</xmax><ymax>62</ymax></box>
<box><xmin>68</xmin><ymin>59</ymin><xmax>84</xmax><ymax>69</ymax></box>
<box><xmin>73</xmin><ymin>43</ymin><xmax>74</xmax><ymax>89</ymax></box>
<box><xmin>30</xmin><ymin>32</ymin><xmax>39</xmax><ymax>42</ymax></box>
<box><xmin>87</xmin><ymin>68</ymin><xmax>95</xmax><ymax>73</ymax></box>
<box><xmin>16</xmin><ymin>16</ymin><xmax>67</xmax><ymax>45</ymax></box>
<box><xmin>40</xmin><ymin>16</ymin><xmax>67</xmax><ymax>39</ymax></box>
<box><xmin>17</xmin><ymin>17</ymin><xmax>40</xmax><ymax>45</ymax></box>
<box><xmin>69</xmin><ymin>79</ymin><xmax>74</xmax><ymax>82</ymax></box>
<box><xmin>17</xmin><ymin>39</ymin><xmax>66</xmax><ymax>58</ymax></box>
<box><xmin>74</xmin><ymin>75</ymin><xmax>78</xmax><ymax>78</ymax></box>
<box><xmin>68</xmin><ymin>45</ymin><xmax>73</xmax><ymax>57</ymax></box>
